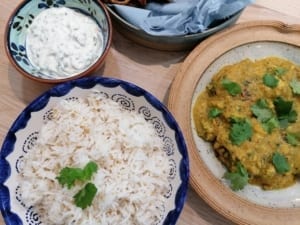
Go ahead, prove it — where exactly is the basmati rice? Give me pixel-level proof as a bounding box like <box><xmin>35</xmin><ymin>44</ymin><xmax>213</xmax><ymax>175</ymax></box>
<box><xmin>19</xmin><ymin>90</ymin><xmax>169</xmax><ymax>225</ymax></box>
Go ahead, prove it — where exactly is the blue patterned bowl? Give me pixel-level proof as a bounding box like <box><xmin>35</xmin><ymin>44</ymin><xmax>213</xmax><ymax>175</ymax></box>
<box><xmin>0</xmin><ymin>76</ymin><xmax>189</xmax><ymax>225</ymax></box>
<box><xmin>5</xmin><ymin>0</ymin><xmax>112</xmax><ymax>83</ymax></box>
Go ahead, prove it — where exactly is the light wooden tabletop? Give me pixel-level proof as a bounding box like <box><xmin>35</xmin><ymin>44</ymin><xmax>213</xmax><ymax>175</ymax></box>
<box><xmin>1</xmin><ymin>1</ymin><xmax>300</xmax><ymax>225</ymax></box>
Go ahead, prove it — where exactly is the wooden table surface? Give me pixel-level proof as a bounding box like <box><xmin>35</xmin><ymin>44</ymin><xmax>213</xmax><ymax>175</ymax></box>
<box><xmin>1</xmin><ymin>1</ymin><xmax>300</xmax><ymax>224</ymax></box>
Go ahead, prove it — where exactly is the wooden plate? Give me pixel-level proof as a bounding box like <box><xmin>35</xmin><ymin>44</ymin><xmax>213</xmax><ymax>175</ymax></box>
<box><xmin>168</xmin><ymin>21</ymin><xmax>300</xmax><ymax>225</ymax></box>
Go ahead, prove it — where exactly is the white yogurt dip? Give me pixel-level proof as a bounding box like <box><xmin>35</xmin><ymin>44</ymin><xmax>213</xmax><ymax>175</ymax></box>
<box><xmin>26</xmin><ymin>7</ymin><xmax>104</xmax><ymax>79</ymax></box>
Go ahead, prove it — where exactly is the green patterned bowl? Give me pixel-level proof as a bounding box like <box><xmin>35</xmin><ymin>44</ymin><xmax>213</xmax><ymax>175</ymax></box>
<box><xmin>5</xmin><ymin>0</ymin><xmax>112</xmax><ymax>84</ymax></box>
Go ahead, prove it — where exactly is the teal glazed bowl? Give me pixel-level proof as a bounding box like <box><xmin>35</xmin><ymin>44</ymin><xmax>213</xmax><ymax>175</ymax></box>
<box><xmin>5</xmin><ymin>0</ymin><xmax>112</xmax><ymax>83</ymax></box>
<box><xmin>106</xmin><ymin>5</ymin><xmax>243</xmax><ymax>51</ymax></box>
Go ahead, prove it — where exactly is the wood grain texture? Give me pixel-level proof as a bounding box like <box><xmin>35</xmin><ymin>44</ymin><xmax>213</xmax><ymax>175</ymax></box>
<box><xmin>0</xmin><ymin>1</ymin><xmax>299</xmax><ymax>225</ymax></box>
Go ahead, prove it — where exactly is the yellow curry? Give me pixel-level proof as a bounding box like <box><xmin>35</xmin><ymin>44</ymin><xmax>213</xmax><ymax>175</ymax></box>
<box><xmin>193</xmin><ymin>57</ymin><xmax>300</xmax><ymax>190</ymax></box>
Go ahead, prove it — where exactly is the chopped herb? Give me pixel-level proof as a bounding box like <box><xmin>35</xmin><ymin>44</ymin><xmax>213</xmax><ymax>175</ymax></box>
<box><xmin>229</xmin><ymin>118</ymin><xmax>253</xmax><ymax>145</ymax></box>
<box><xmin>263</xmin><ymin>67</ymin><xmax>287</xmax><ymax>88</ymax></box>
<box><xmin>290</xmin><ymin>78</ymin><xmax>300</xmax><ymax>95</ymax></box>
<box><xmin>287</xmin><ymin>110</ymin><xmax>298</xmax><ymax>123</ymax></box>
<box><xmin>262</xmin><ymin>117</ymin><xmax>279</xmax><ymax>134</ymax></box>
<box><xmin>56</xmin><ymin>167</ymin><xmax>83</xmax><ymax>189</ymax></box>
<box><xmin>208</xmin><ymin>107</ymin><xmax>222</xmax><ymax>118</ymax></box>
<box><xmin>81</xmin><ymin>162</ymin><xmax>98</xmax><ymax>181</ymax></box>
<box><xmin>56</xmin><ymin>162</ymin><xmax>98</xmax><ymax>209</ymax></box>
<box><xmin>222</xmin><ymin>78</ymin><xmax>242</xmax><ymax>96</ymax></box>
<box><xmin>251</xmin><ymin>99</ymin><xmax>273</xmax><ymax>122</ymax></box>
<box><xmin>224</xmin><ymin>162</ymin><xmax>249</xmax><ymax>191</ymax></box>
<box><xmin>263</xmin><ymin>74</ymin><xmax>279</xmax><ymax>88</ymax></box>
<box><xmin>272</xmin><ymin>152</ymin><xmax>290</xmax><ymax>174</ymax></box>
<box><xmin>286</xmin><ymin>133</ymin><xmax>300</xmax><ymax>146</ymax></box>
<box><xmin>273</xmin><ymin>97</ymin><xmax>297</xmax><ymax>128</ymax></box>
<box><xmin>73</xmin><ymin>183</ymin><xmax>97</xmax><ymax>209</ymax></box>
<box><xmin>251</xmin><ymin>99</ymin><xmax>279</xmax><ymax>133</ymax></box>
<box><xmin>56</xmin><ymin>161</ymin><xmax>98</xmax><ymax>189</ymax></box>
<box><xmin>274</xmin><ymin>67</ymin><xmax>287</xmax><ymax>76</ymax></box>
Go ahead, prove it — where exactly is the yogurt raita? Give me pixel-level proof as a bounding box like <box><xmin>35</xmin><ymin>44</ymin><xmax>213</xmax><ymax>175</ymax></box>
<box><xmin>26</xmin><ymin>7</ymin><xmax>104</xmax><ymax>79</ymax></box>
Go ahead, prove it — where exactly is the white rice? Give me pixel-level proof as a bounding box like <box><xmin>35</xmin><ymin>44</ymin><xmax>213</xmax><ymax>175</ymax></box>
<box><xmin>19</xmin><ymin>90</ymin><xmax>169</xmax><ymax>225</ymax></box>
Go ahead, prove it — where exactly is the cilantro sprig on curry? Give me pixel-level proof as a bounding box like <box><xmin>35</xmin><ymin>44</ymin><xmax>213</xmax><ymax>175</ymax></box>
<box><xmin>193</xmin><ymin>57</ymin><xmax>300</xmax><ymax>190</ymax></box>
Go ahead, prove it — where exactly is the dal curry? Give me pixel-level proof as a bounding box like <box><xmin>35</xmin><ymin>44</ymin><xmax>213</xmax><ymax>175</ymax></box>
<box><xmin>193</xmin><ymin>57</ymin><xmax>300</xmax><ymax>190</ymax></box>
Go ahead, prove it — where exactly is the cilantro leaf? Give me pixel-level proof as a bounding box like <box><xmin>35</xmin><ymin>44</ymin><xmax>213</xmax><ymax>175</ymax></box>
<box><xmin>56</xmin><ymin>161</ymin><xmax>98</xmax><ymax>189</ymax></box>
<box><xmin>251</xmin><ymin>99</ymin><xmax>279</xmax><ymax>133</ymax></box>
<box><xmin>273</xmin><ymin>97</ymin><xmax>297</xmax><ymax>128</ymax></box>
<box><xmin>221</xmin><ymin>78</ymin><xmax>242</xmax><ymax>96</ymax></box>
<box><xmin>229</xmin><ymin>118</ymin><xmax>253</xmax><ymax>145</ymax></box>
<box><xmin>73</xmin><ymin>183</ymin><xmax>97</xmax><ymax>209</ymax></box>
<box><xmin>273</xmin><ymin>97</ymin><xmax>293</xmax><ymax>116</ymax></box>
<box><xmin>224</xmin><ymin>162</ymin><xmax>248</xmax><ymax>191</ymax></box>
<box><xmin>274</xmin><ymin>67</ymin><xmax>287</xmax><ymax>76</ymax></box>
<box><xmin>262</xmin><ymin>117</ymin><xmax>279</xmax><ymax>134</ymax></box>
<box><xmin>208</xmin><ymin>107</ymin><xmax>222</xmax><ymax>118</ymax></box>
<box><xmin>263</xmin><ymin>74</ymin><xmax>279</xmax><ymax>88</ymax></box>
<box><xmin>272</xmin><ymin>152</ymin><xmax>290</xmax><ymax>174</ymax></box>
<box><xmin>290</xmin><ymin>79</ymin><xmax>300</xmax><ymax>95</ymax></box>
<box><xmin>263</xmin><ymin>67</ymin><xmax>287</xmax><ymax>88</ymax></box>
<box><xmin>286</xmin><ymin>133</ymin><xmax>300</xmax><ymax>146</ymax></box>
<box><xmin>288</xmin><ymin>110</ymin><xmax>298</xmax><ymax>123</ymax></box>
<box><xmin>82</xmin><ymin>162</ymin><xmax>98</xmax><ymax>181</ymax></box>
<box><xmin>56</xmin><ymin>167</ymin><xmax>83</xmax><ymax>189</ymax></box>
<box><xmin>251</xmin><ymin>99</ymin><xmax>273</xmax><ymax>122</ymax></box>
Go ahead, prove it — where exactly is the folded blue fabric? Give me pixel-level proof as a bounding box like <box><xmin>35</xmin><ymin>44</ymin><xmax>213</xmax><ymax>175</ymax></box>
<box><xmin>111</xmin><ymin>0</ymin><xmax>254</xmax><ymax>36</ymax></box>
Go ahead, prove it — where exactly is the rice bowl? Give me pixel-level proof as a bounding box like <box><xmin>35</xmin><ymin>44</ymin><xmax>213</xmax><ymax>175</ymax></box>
<box><xmin>20</xmin><ymin>92</ymin><xmax>169</xmax><ymax>224</ymax></box>
<box><xmin>0</xmin><ymin>77</ymin><xmax>189</xmax><ymax>225</ymax></box>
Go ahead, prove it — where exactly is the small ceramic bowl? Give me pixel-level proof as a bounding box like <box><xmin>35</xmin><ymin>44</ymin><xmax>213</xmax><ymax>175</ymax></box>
<box><xmin>106</xmin><ymin>5</ymin><xmax>243</xmax><ymax>51</ymax></box>
<box><xmin>5</xmin><ymin>0</ymin><xmax>112</xmax><ymax>84</ymax></box>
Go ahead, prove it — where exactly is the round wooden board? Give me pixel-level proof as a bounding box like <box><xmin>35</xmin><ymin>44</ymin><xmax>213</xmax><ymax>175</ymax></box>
<box><xmin>167</xmin><ymin>20</ymin><xmax>300</xmax><ymax>225</ymax></box>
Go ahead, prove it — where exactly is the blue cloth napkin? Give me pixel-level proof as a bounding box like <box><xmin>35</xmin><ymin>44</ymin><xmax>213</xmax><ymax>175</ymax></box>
<box><xmin>110</xmin><ymin>0</ymin><xmax>254</xmax><ymax>36</ymax></box>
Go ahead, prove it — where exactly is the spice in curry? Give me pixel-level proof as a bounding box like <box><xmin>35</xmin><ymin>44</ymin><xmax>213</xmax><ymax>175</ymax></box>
<box><xmin>193</xmin><ymin>57</ymin><xmax>300</xmax><ymax>190</ymax></box>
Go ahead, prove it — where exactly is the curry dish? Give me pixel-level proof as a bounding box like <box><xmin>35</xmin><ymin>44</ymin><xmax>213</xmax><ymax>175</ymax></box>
<box><xmin>193</xmin><ymin>57</ymin><xmax>300</xmax><ymax>190</ymax></box>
